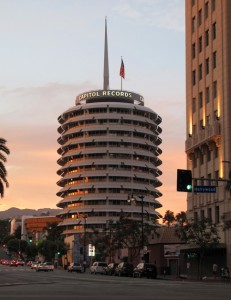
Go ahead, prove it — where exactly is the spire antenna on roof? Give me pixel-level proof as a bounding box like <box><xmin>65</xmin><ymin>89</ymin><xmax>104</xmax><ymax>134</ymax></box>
<box><xmin>103</xmin><ymin>17</ymin><xmax>109</xmax><ymax>90</ymax></box>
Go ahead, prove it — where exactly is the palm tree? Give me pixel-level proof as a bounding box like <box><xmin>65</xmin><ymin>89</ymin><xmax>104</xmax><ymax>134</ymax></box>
<box><xmin>163</xmin><ymin>210</ymin><xmax>175</xmax><ymax>227</ymax></box>
<box><xmin>0</xmin><ymin>138</ymin><xmax>10</xmax><ymax>197</ymax></box>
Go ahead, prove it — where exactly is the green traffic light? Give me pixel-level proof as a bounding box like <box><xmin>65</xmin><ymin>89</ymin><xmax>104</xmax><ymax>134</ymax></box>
<box><xmin>187</xmin><ymin>184</ymin><xmax>192</xmax><ymax>191</ymax></box>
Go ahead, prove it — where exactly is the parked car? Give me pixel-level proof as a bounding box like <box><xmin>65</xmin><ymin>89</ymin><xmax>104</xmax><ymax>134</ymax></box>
<box><xmin>9</xmin><ymin>260</ymin><xmax>18</xmax><ymax>267</ymax></box>
<box><xmin>31</xmin><ymin>262</ymin><xmax>39</xmax><ymax>269</ymax></box>
<box><xmin>114</xmin><ymin>262</ymin><xmax>134</xmax><ymax>277</ymax></box>
<box><xmin>90</xmin><ymin>262</ymin><xmax>108</xmax><ymax>274</ymax></box>
<box><xmin>103</xmin><ymin>263</ymin><xmax>118</xmax><ymax>276</ymax></box>
<box><xmin>16</xmin><ymin>259</ymin><xmax>25</xmax><ymax>266</ymax></box>
<box><xmin>36</xmin><ymin>262</ymin><xmax>54</xmax><ymax>272</ymax></box>
<box><xmin>27</xmin><ymin>261</ymin><xmax>33</xmax><ymax>267</ymax></box>
<box><xmin>133</xmin><ymin>263</ymin><xmax>157</xmax><ymax>279</ymax></box>
<box><xmin>67</xmin><ymin>262</ymin><xmax>83</xmax><ymax>273</ymax></box>
<box><xmin>45</xmin><ymin>262</ymin><xmax>55</xmax><ymax>271</ymax></box>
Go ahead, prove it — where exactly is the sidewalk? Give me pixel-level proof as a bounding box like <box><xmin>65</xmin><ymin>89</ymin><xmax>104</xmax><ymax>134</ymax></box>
<box><xmin>158</xmin><ymin>273</ymin><xmax>230</xmax><ymax>283</ymax></box>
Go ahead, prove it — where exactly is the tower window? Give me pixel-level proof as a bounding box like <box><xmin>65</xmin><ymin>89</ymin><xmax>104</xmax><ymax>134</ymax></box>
<box><xmin>199</xmin><ymin>92</ymin><xmax>203</xmax><ymax>108</ymax></box>
<box><xmin>198</xmin><ymin>9</ymin><xmax>202</xmax><ymax>26</ymax></box>
<box><xmin>205</xmin><ymin>57</ymin><xmax>210</xmax><ymax>74</ymax></box>
<box><xmin>212</xmin><ymin>22</ymin><xmax>217</xmax><ymax>39</ymax></box>
<box><xmin>205</xmin><ymin>2</ymin><xmax>209</xmax><ymax>18</ymax></box>
<box><xmin>213</xmin><ymin>81</ymin><xmax>217</xmax><ymax>98</ymax></box>
<box><xmin>192</xmin><ymin>16</ymin><xmax>196</xmax><ymax>33</ymax></box>
<box><xmin>199</xmin><ymin>64</ymin><xmax>203</xmax><ymax>80</ymax></box>
<box><xmin>198</xmin><ymin>36</ymin><xmax>203</xmax><ymax>52</ymax></box>
<box><xmin>213</xmin><ymin>51</ymin><xmax>217</xmax><ymax>69</ymax></box>
<box><xmin>206</xmin><ymin>87</ymin><xmax>210</xmax><ymax>103</ymax></box>
<box><xmin>212</xmin><ymin>0</ymin><xmax>216</xmax><ymax>11</ymax></box>
<box><xmin>215</xmin><ymin>205</ymin><xmax>220</xmax><ymax>224</ymax></box>
<box><xmin>205</xmin><ymin>30</ymin><xmax>209</xmax><ymax>46</ymax></box>
<box><xmin>192</xmin><ymin>98</ymin><xmax>196</xmax><ymax>113</ymax></box>
<box><xmin>192</xmin><ymin>43</ymin><xmax>196</xmax><ymax>59</ymax></box>
<box><xmin>192</xmin><ymin>70</ymin><xmax>196</xmax><ymax>85</ymax></box>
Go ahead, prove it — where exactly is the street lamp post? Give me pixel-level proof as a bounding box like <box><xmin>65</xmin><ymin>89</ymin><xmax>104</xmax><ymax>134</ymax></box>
<box><xmin>139</xmin><ymin>195</ymin><xmax>144</xmax><ymax>254</ymax></box>
<box><xmin>83</xmin><ymin>215</ymin><xmax>87</xmax><ymax>273</ymax></box>
<box><xmin>128</xmin><ymin>194</ymin><xmax>145</xmax><ymax>261</ymax></box>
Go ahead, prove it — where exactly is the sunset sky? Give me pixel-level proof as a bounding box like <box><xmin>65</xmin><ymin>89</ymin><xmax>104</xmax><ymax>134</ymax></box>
<box><xmin>0</xmin><ymin>0</ymin><xmax>187</xmax><ymax>217</ymax></box>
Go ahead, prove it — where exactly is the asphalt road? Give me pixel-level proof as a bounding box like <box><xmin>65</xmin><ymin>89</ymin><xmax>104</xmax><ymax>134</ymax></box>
<box><xmin>0</xmin><ymin>264</ymin><xmax>230</xmax><ymax>300</ymax></box>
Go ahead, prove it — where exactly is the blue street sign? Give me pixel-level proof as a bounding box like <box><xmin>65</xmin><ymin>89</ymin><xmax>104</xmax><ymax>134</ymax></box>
<box><xmin>194</xmin><ymin>186</ymin><xmax>216</xmax><ymax>193</ymax></box>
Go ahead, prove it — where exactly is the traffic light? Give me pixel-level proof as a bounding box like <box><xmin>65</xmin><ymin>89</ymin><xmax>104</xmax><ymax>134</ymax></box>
<box><xmin>29</xmin><ymin>237</ymin><xmax>33</xmax><ymax>243</ymax></box>
<box><xmin>177</xmin><ymin>169</ymin><xmax>192</xmax><ymax>192</ymax></box>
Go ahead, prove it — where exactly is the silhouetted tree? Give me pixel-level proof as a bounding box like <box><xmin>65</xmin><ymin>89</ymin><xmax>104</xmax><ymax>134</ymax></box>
<box><xmin>0</xmin><ymin>138</ymin><xmax>10</xmax><ymax>197</ymax></box>
<box><xmin>175</xmin><ymin>217</ymin><xmax>220</xmax><ymax>279</ymax></box>
<box><xmin>163</xmin><ymin>210</ymin><xmax>175</xmax><ymax>227</ymax></box>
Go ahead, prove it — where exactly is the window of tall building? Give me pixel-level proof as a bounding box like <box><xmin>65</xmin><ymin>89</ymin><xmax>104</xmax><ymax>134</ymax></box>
<box><xmin>215</xmin><ymin>170</ymin><xmax>219</xmax><ymax>186</ymax></box>
<box><xmin>198</xmin><ymin>9</ymin><xmax>202</xmax><ymax>26</ymax></box>
<box><xmin>199</xmin><ymin>36</ymin><xmax>203</xmax><ymax>52</ymax></box>
<box><xmin>205</xmin><ymin>2</ymin><xmax>209</xmax><ymax>18</ymax></box>
<box><xmin>193</xmin><ymin>124</ymin><xmax>196</xmax><ymax>135</ymax></box>
<box><xmin>200</xmin><ymin>153</ymin><xmax>204</xmax><ymax>164</ymax></box>
<box><xmin>199</xmin><ymin>64</ymin><xmax>203</xmax><ymax>80</ymax></box>
<box><xmin>192</xmin><ymin>98</ymin><xmax>196</xmax><ymax>113</ymax></box>
<box><xmin>206</xmin><ymin>87</ymin><xmax>210</xmax><ymax>103</ymax></box>
<box><xmin>214</xmin><ymin>147</ymin><xmax>218</xmax><ymax>158</ymax></box>
<box><xmin>206</xmin><ymin>115</ymin><xmax>210</xmax><ymax>126</ymax></box>
<box><xmin>208</xmin><ymin>173</ymin><xmax>212</xmax><ymax>185</ymax></box>
<box><xmin>200</xmin><ymin>176</ymin><xmax>204</xmax><ymax>185</ymax></box>
<box><xmin>213</xmin><ymin>51</ymin><xmax>217</xmax><ymax>68</ymax></box>
<box><xmin>205</xmin><ymin>29</ymin><xmax>209</xmax><ymax>46</ymax></box>
<box><xmin>200</xmin><ymin>119</ymin><xmax>204</xmax><ymax>129</ymax></box>
<box><xmin>201</xmin><ymin>210</ymin><xmax>205</xmax><ymax>220</ymax></box>
<box><xmin>212</xmin><ymin>22</ymin><xmax>217</xmax><ymax>39</ymax></box>
<box><xmin>192</xmin><ymin>70</ymin><xmax>196</xmax><ymax>85</ymax></box>
<box><xmin>192</xmin><ymin>43</ymin><xmax>196</xmax><ymax>59</ymax></box>
<box><xmin>215</xmin><ymin>205</ymin><xmax>219</xmax><ymax>224</ymax></box>
<box><xmin>212</xmin><ymin>0</ymin><xmax>216</xmax><ymax>11</ymax></box>
<box><xmin>192</xmin><ymin>0</ymin><xmax>195</xmax><ymax>6</ymax></box>
<box><xmin>207</xmin><ymin>207</ymin><xmax>212</xmax><ymax>222</ymax></box>
<box><xmin>207</xmin><ymin>147</ymin><xmax>211</xmax><ymax>161</ymax></box>
<box><xmin>192</xmin><ymin>16</ymin><xmax>196</xmax><ymax>33</ymax></box>
<box><xmin>213</xmin><ymin>81</ymin><xmax>217</xmax><ymax>98</ymax></box>
<box><xmin>199</xmin><ymin>92</ymin><xmax>203</xmax><ymax>108</ymax></box>
<box><xmin>194</xmin><ymin>211</ymin><xmax>198</xmax><ymax>222</ymax></box>
<box><xmin>205</xmin><ymin>57</ymin><xmax>210</xmax><ymax>74</ymax></box>
<box><xmin>193</xmin><ymin>154</ymin><xmax>197</xmax><ymax>168</ymax></box>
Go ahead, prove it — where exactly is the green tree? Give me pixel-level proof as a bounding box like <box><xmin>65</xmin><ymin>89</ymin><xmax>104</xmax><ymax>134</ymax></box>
<box><xmin>175</xmin><ymin>211</ymin><xmax>187</xmax><ymax>226</ymax></box>
<box><xmin>13</xmin><ymin>225</ymin><xmax>22</xmax><ymax>239</ymax></box>
<box><xmin>38</xmin><ymin>222</ymin><xmax>67</xmax><ymax>262</ymax></box>
<box><xmin>7</xmin><ymin>238</ymin><xmax>28</xmax><ymax>253</ymax></box>
<box><xmin>163</xmin><ymin>210</ymin><xmax>175</xmax><ymax>227</ymax></box>
<box><xmin>113</xmin><ymin>213</ymin><xmax>159</xmax><ymax>263</ymax></box>
<box><xmin>175</xmin><ymin>217</ymin><xmax>220</xmax><ymax>279</ymax></box>
<box><xmin>0</xmin><ymin>138</ymin><xmax>10</xmax><ymax>198</ymax></box>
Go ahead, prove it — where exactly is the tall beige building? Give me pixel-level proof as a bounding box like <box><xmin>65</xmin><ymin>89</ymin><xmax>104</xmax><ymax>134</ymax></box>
<box><xmin>185</xmin><ymin>0</ymin><xmax>231</xmax><ymax>267</ymax></box>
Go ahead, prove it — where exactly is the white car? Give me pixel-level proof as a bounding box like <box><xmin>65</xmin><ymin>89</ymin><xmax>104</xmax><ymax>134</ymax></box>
<box><xmin>36</xmin><ymin>262</ymin><xmax>54</xmax><ymax>272</ymax></box>
<box><xmin>90</xmin><ymin>262</ymin><xmax>107</xmax><ymax>274</ymax></box>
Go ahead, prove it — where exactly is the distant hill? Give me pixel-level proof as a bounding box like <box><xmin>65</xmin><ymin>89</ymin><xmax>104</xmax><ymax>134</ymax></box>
<box><xmin>0</xmin><ymin>207</ymin><xmax>61</xmax><ymax>219</ymax></box>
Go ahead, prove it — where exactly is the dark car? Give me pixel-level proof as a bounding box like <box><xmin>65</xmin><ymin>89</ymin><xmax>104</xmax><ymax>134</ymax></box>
<box><xmin>133</xmin><ymin>263</ymin><xmax>157</xmax><ymax>279</ymax></box>
<box><xmin>114</xmin><ymin>262</ymin><xmax>134</xmax><ymax>277</ymax></box>
<box><xmin>67</xmin><ymin>263</ymin><xmax>83</xmax><ymax>273</ymax></box>
<box><xmin>103</xmin><ymin>263</ymin><xmax>118</xmax><ymax>275</ymax></box>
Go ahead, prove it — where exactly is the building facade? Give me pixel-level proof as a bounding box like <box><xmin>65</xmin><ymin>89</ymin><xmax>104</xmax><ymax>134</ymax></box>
<box><xmin>185</xmin><ymin>0</ymin><xmax>231</xmax><ymax>267</ymax></box>
<box><xmin>56</xmin><ymin>90</ymin><xmax>163</xmax><ymax>236</ymax></box>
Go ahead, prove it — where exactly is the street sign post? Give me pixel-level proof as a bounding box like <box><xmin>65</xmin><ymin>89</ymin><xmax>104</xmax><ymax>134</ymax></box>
<box><xmin>194</xmin><ymin>186</ymin><xmax>216</xmax><ymax>193</ymax></box>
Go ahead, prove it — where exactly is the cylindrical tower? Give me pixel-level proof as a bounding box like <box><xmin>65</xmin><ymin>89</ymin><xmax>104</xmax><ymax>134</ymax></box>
<box><xmin>56</xmin><ymin>89</ymin><xmax>162</xmax><ymax>236</ymax></box>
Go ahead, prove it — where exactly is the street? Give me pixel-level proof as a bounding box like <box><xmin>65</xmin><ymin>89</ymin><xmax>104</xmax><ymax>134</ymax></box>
<box><xmin>0</xmin><ymin>264</ymin><xmax>231</xmax><ymax>300</ymax></box>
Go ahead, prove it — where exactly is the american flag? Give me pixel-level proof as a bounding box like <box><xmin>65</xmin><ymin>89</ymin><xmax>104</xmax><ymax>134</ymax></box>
<box><xmin>120</xmin><ymin>59</ymin><xmax>125</xmax><ymax>79</ymax></box>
